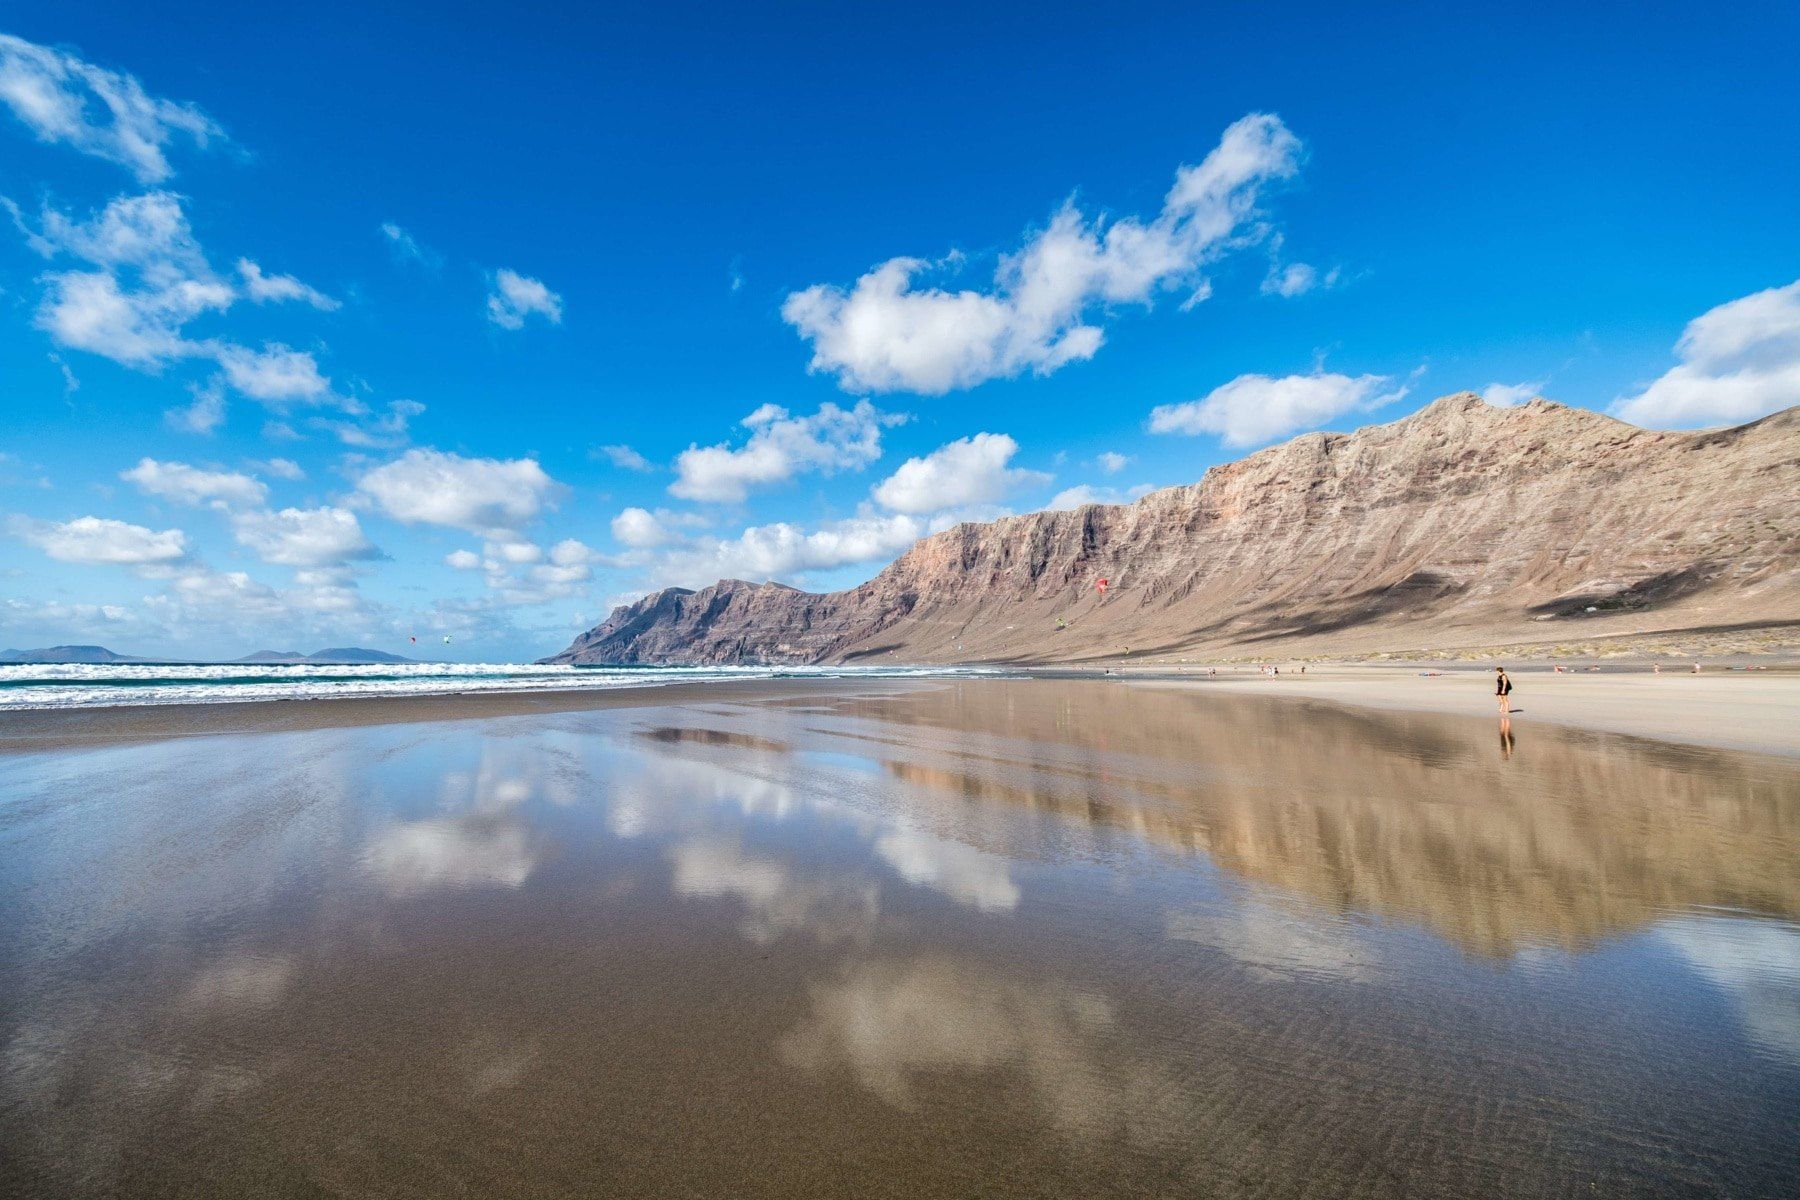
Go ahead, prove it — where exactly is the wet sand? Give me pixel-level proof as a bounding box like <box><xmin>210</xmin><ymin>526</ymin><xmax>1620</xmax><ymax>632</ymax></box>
<box><xmin>1</xmin><ymin>678</ymin><xmax>1797</xmax><ymax>1197</ymax></box>
<box><xmin>5</xmin><ymin>663</ymin><xmax>1797</xmax><ymax>760</ymax></box>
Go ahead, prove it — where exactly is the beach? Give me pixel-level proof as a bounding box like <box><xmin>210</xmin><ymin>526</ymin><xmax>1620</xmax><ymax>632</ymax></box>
<box><xmin>1145</xmin><ymin>663</ymin><xmax>1800</xmax><ymax>758</ymax></box>
<box><xmin>2</xmin><ymin>674</ymin><xmax>1797</xmax><ymax>1198</ymax></box>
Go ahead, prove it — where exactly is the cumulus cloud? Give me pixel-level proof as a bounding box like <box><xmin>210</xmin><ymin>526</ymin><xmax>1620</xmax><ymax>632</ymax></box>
<box><xmin>356</xmin><ymin>448</ymin><xmax>563</xmax><ymax>536</ymax></box>
<box><xmin>1147</xmin><ymin>370</ymin><xmax>1408</xmax><ymax>447</ymax></box>
<box><xmin>120</xmin><ymin>457</ymin><xmax>266</xmax><ymax>509</ymax></box>
<box><xmin>595</xmin><ymin>443</ymin><xmax>654</xmax><ymax>472</ymax></box>
<box><xmin>486</xmin><ymin>268</ymin><xmax>563</xmax><ymax>330</ymax></box>
<box><xmin>782</xmin><ymin>113</ymin><xmax>1302</xmax><ymax>394</ymax></box>
<box><xmin>15</xmin><ymin>192</ymin><xmax>351</xmax><ymax>411</ymax></box>
<box><xmin>671</xmin><ymin>401</ymin><xmax>903</xmax><ymax>503</ymax></box>
<box><xmin>650</xmin><ymin>513</ymin><xmax>927</xmax><ymax>587</ymax></box>
<box><xmin>1044</xmin><ymin>483</ymin><xmax>1155</xmax><ymax>511</ymax></box>
<box><xmin>230</xmin><ymin>506</ymin><xmax>379</xmax><ymax>567</ymax></box>
<box><xmin>1610</xmin><ymin>280</ymin><xmax>1800</xmax><ymax>428</ymax></box>
<box><xmin>1480</xmin><ymin>380</ymin><xmax>1543</xmax><ymax>408</ymax></box>
<box><xmin>212</xmin><ymin>342</ymin><xmax>334</xmax><ymax>405</ymax></box>
<box><xmin>236</xmin><ymin>258</ymin><xmax>338</xmax><ymax>310</ymax></box>
<box><xmin>871</xmin><ymin>433</ymin><xmax>1049</xmax><ymax>515</ymax></box>
<box><xmin>0</xmin><ymin>33</ymin><xmax>222</xmax><ymax>182</ymax></box>
<box><xmin>1095</xmin><ymin>451</ymin><xmax>1130</xmax><ymax>474</ymax></box>
<box><xmin>445</xmin><ymin>536</ymin><xmax>602</xmax><ymax>606</ymax></box>
<box><xmin>10</xmin><ymin>514</ymin><xmax>186</xmax><ymax>565</ymax></box>
<box><xmin>611</xmin><ymin>507</ymin><xmax>673</xmax><ymax>549</ymax></box>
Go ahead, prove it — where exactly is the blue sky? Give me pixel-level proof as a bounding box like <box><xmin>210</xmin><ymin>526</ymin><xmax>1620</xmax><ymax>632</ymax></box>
<box><xmin>2</xmin><ymin>1</ymin><xmax>1797</xmax><ymax>660</ymax></box>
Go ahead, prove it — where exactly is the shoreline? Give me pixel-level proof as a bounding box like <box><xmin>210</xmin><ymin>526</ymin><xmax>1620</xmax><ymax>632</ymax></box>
<box><xmin>2</xmin><ymin>664</ymin><xmax>1796</xmax><ymax>759</ymax></box>
<box><xmin>0</xmin><ymin>677</ymin><xmax>914</xmax><ymax>756</ymax></box>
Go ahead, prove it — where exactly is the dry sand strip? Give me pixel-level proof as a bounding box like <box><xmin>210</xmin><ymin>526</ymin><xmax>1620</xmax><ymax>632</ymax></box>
<box><xmin>1138</xmin><ymin>666</ymin><xmax>1800</xmax><ymax>758</ymax></box>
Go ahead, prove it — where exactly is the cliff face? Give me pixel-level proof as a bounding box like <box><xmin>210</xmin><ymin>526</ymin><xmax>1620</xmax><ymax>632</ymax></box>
<box><xmin>547</xmin><ymin>394</ymin><xmax>1800</xmax><ymax>664</ymax></box>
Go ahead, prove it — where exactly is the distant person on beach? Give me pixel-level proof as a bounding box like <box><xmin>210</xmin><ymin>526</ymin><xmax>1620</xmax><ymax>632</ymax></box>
<box><xmin>1495</xmin><ymin>666</ymin><xmax>1514</xmax><ymax>714</ymax></box>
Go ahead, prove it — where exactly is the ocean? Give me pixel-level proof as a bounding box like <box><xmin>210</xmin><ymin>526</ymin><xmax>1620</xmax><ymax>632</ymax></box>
<box><xmin>0</xmin><ymin>661</ymin><xmax>1001</xmax><ymax>710</ymax></box>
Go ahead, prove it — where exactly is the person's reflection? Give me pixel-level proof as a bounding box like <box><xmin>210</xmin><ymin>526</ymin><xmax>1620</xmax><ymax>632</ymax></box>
<box><xmin>1498</xmin><ymin>717</ymin><xmax>1515</xmax><ymax>760</ymax></box>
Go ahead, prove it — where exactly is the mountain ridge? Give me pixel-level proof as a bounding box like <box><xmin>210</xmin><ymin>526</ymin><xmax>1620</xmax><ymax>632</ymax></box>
<box><xmin>546</xmin><ymin>393</ymin><xmax>1800</xmax><ymax>665</ymax></box>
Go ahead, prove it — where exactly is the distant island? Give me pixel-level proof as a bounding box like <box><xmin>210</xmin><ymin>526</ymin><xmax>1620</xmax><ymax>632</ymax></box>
<box><xmin>234</xmin><ymin>648</ymin><xmax>416</xmax><ymax>665</ymax></box>
<box><xmin>0</xmin><ymin>644</ymin><xmax>156</xmax><ymax>664</ymax></box>
<box><xmin>1</xmin><ymin>645</ymin><xmax>417</xmax><ymax>665</ymax></box>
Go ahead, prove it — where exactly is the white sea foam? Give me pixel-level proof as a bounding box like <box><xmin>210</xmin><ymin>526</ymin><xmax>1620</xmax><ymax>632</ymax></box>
<box><xmin>0</xmin><ymin>662</ymin><xmax>1000</xmax><ymax>711</ymax></box>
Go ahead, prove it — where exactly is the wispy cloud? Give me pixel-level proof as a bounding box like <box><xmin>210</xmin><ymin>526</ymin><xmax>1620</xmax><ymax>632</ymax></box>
<box><xmin>379</xmin><ymin>221</ymin><xmax>441</xmax><ymax>269</ymax></box>
<box><xmin>0</xmin><ymin>33</ymin><xmax>223</xmax><ymax>182</ymax></box>
<box><xmin>486</xmin><ymin>268</ymin><xmax>563</xmax><ymax>330</ymax></box>
<box><xmin>594</xmin><ymin>444</ymin><xmax>654</xmax><ymax>472</ymax></box>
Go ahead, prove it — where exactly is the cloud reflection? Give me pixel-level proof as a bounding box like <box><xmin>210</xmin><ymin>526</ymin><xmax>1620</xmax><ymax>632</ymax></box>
<box><xmin>1657</xmin><ymin>915</ymin><xmax>1800</xmax><ymax>1066</ymax></box>
<box><xmin>780</xmin><ymin>956</ymin><xmax>1188</xmax><ymax>1144</ymax></box>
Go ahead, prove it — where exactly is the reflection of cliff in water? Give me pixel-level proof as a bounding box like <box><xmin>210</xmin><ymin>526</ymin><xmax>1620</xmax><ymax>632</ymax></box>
<box><xmin>810</xmin><ymin>680</ymin><xmax>1800</xmax><ymax>957</ymax></box>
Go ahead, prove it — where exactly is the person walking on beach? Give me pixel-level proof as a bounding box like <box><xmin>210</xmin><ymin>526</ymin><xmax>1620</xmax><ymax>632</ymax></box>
<box><xmin>1494</xmin><ymin>666</ymin><xmax>1514</xmax><ymax>714</ymax></box>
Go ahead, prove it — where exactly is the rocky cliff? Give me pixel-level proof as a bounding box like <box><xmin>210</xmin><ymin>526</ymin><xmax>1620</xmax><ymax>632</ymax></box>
<box><xmin>547</xmin><ymin>394</ymin><xmax>1800</xmax><ymax>664</ymax></box>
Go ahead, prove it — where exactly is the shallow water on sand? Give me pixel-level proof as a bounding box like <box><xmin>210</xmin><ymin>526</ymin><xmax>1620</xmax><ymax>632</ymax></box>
<box><xmin>1</xmin><ymin>679</ymin><xmax>1797</xmax><ymax>1197</ymax></box>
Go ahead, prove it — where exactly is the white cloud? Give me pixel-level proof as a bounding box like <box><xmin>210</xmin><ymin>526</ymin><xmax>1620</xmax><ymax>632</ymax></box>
<box><xmin>16</xmin><ymin>191</ymin><xmax>237</xmax><ymax>365</ymax></box>
<box><xmin>1480</xmin><ymin>380</ymin><xmax>1543</xmax><ymax>408</ymax></box>
<box><xmin>21</xmin><ymin>188</ymin><xmax>207</xmax><ymax>273</ymax></box>
<box><xmin>595</xmin><ymin>443</ymin><xmax>654</xmax><ymax>472</ymax></box>
<box><xmin>255</xmin><ymin>457</ymin><xmax>304</xmax><ymax>481</ymax></box>
<box><xmin>1095</xmin><ymin>451</ymin><xmax>1130</xmax><ymax>474</ymax></box>
<box><xmin>872</xmin><ymin>432</ymin><xmax>1049</xmax><ymax>515</ymax></box>
<box><xmin>1258</xmin><ymin>233</ymin><xmax>1339</xmax><ymax>298</ymax></box>
<box><xmin>312</xmin><ymin>399</ymin><xmax>425</xmax><ymax>449</ymax></box>
<box><xmin>1045</xmin><ymin>483</ymin><xmax>1154</xmax><ymax>511</ymax></box>
<box><xmin>0</xmin><ymin>33</ymin><xmax>221</xmax><ymax>182</ymax></box>
<box><xmin>212</xmin><ymin>342</ymin><xmax>333</xmax><ymax>405</ymax></box>
<box><xmin>379</xmin><ymin>221</ymin><xmax>439</xmax><ymax>268</ymax></box>
<box><xmin>230</xmin><ymin>506</ymin><xmax>378</xmax><ymax>567</ymax></box>
<box><xmin>448</xmin><ymin>536</ymin><xmax>601</xmax><ymax>606</ymax></box>
<box><xmin>356</xmin><ymin>448</ymin><xmax>562</xmax><ymax>535</ymax></box>
<box><xmin>650</xmin><ymin>512</ymin><xmax>927</xmax><ymax>588</ymax></box>
<box><xmin>1261</xmin><ymin>261</ymin><xmax>1323</xmax><ymax>297</ymax></box>
<box><xmin>163</xmin><ymin>380</ymin><xmax>226</xmax><ymax>434</ymax></box>
<box><xmin>486</xmin><ymin>268</ymin><xmax>563</xmax><ymax>330</ymax></box>
<box><xmin>782</xmin><ymin>113</ymin><xmax>1302</xmax><ymax>394</ymax></box>
<box><xmin>16</xmin><ymin>193</ymin><xmax>361</xmax><ymax>415</ymax></box>
<box><xmin>611</xmin><ymin>506</ymin><xmax>671</xmax><ymax>549</ymax></box>
<box><xmin>11</xmin><ymin>514</ymin><xmax>186</xmax><ymax>565</ymax></box>
<box><xmin>35</xmin><ymin>265</ymin><xmax>221</xmax><ymax>367</ymax></box>
<box><xmin>1610</xmin><ymin>280</ymin><xmax>1800</xmax><ymax>428</ymax></box>
<box><xmin>236</xmin><ymin>258</ymin><xmax>339</xmax><ymax>310</ymax></box>
<box><xmin>120</xmin><ymin>457</ymin><xmax>266</xmax><ymax>509</ymax></box>
<box><xmin>671</xmin><ymin>401</ymin><xmax>903</xmax><ymax>503</ymax></box>
<box><xmin>1147</xmin><ymin>370</ymin><xmax>1407</xmax><ymax>447</ymax></box>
